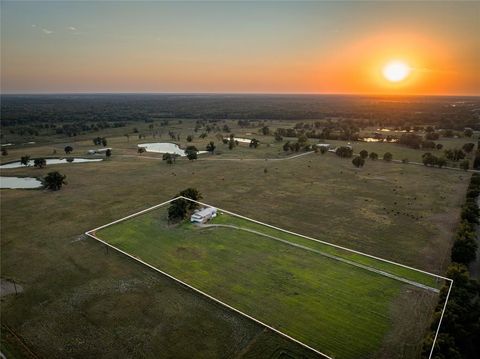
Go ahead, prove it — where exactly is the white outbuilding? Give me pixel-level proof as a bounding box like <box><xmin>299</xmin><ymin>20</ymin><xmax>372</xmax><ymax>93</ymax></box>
<box><xmin>190</xmin><ymin>207</ymin><xmax>217</xmax><ymax>224</ymax></box>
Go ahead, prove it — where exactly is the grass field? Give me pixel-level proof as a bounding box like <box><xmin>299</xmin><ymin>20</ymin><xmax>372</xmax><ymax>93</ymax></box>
<box><xmin>0</xmin><ymin>120</ymin><xmax>471</xmax><ymax>358</ymax></box>
<box><xmin>93</xmin><ymin>203</ymin><xmax>443</xmax><ymax>359</ymax></box>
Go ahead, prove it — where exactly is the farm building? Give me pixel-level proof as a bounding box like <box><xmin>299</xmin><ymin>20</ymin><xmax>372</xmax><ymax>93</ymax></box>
<box><xmin>191</xmin><ymin>207</ymin><xmax>217</xmax><ymax>223</ymax></box>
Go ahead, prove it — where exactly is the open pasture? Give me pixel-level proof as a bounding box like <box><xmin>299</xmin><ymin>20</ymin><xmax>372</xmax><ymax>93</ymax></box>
<box><xmin>0</xmin><ymin>121</ymin><xmax>469</xmax><ymax>358</ymax></box>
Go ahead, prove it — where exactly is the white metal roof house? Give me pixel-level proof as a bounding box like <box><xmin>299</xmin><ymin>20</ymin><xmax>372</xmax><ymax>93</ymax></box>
<box><xmin>191</xmin><ymin>207</ymin><xmax>217</xmax><ymax>223</ymax></box>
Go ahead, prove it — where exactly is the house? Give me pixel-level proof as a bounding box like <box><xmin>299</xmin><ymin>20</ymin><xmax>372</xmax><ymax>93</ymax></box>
<box><xmin>190</xmin><ymin>207</ymin><xmax>217</xmax><ymax>223</ymax></box>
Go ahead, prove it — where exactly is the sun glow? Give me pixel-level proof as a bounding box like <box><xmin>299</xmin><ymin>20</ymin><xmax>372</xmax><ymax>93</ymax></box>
<box><xmin>382</xmin><ymin>61</ymin><xmax>411</xmax><ymax>82</ymax></box>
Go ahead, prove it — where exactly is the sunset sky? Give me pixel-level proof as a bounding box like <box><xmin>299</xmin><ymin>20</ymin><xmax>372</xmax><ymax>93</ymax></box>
<box><xmin>1</xmin><ymin>1</ymin><xmax>479</xmax><ymax>96</ymax></box>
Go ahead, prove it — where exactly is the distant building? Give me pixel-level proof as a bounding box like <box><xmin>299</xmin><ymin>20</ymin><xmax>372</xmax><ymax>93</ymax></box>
<box><xmin>191</xmin><ymin>207</ymin><xmax>217</xmax><ymax>224</ymax></box>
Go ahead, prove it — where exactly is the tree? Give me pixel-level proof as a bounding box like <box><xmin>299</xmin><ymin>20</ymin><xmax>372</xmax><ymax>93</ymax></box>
<box><xmin>436</xmin><ymin>157</ymin><xmax>447</xmax><ymax>168</ymax></box>
<box><xmin>178</xmin><ymin>188</ymin><xmax>202</xmax><ymax>207</ymax></box>
<box><xmin>168</xmin><ymin>188</ymin><xmax>203</xmax><ymax>221</ymax></box>
<box><xmin>228</xmin><ymin>138</ymin><xmax>235</xmax><ymax>150</ymax></box>
<box><xmin>185</xmin><ymin>146</ymin><xmax>198</xmax><ymax>160</ymax></box>
<box><xmin>105</xmin><ymin>149</ymin><xmax>112</xmax><ymax>158</ymax></box>
<box><xmin>369</xmin><ymin>152</ymin><xmax>378</xmax><ymax>160</ymax></box>
<box><xmin>320</xmin><ymin>146</ymin><xmax>327</xmax><ymax>154</ymax></box>
<box><xmin>44</xmin><ymin>171</ymin><xmax>66</xmax><ymax>191</ymax></box>
<box><xmin>359</xmin><ymin>150</ymin><xmax>368</xmax><ymax>159</ymax></box>
<box><xmin>206</xmin><ymin>141</ymin><xmax>216</xmax><ymax>154</ymax></box>
<box><xmin>297</xmin><ymin>134</ymin><xmax>308</xmax><ymax>145</ymax></box>
<box><xmin>138</xmin><ymin>147</ymin><xmax>146</xmax><ymax>154</ymax></box>
<box><xmin>168</xmin><ymin>198</ymin><xmax>188</xmax><ymax>222</ymax></box>
<box><xmin>399</xmin><ymin>133</ymin><xmax>423</xmax><ymax>149</ymax></box>
<box><xmin>436</xmin><ymin>143</ymin><xmax>443</xmax><ymax>151</ymax></box>
<box><xmin>383</xmin><ymin>152</ymin><xmax>393</xmax><ymax>162</ymax></box>
<box><xmin>34</xmin><ymin>158</ymin><xmax>46</xmax><ymax>168</ymax></box>
<box><xmin>20</xmin><ymin>155</ymin><xmax>30</xmax><ymax>166</ymax></box>
<box><xmin>451</xmin><ymin>234</ymin><xmax>477</xmax><ymax>265</ymax></box>
<box><xmin>460</xmin><ymin>160</ymin><xmax>469</xmax><ymax>171</ymax></box>
<box><xmin>352</xmin><ymin>156</ymin><xmax>365</xmax><ymax>168</ymax></box>
<box><xmin>1</xmin><ymin>148</ymin><xmax>8</xmax><ymax>156</ymax></box>
<box><xmin>422</xmin><ymin>153</ymin><xmax>437</xmax><ymax>167</ymax></box>
<box><xmin>274</xmin><ymin>132</ymin><xmax>283</xmax><ymax>142</ymax></box>
<box><xmin>444</xmin><ymin>148</ymin><xmax>465</xmax><ymax>162</ymax></box>
<box><xmin>64</xmin><ymin>145</ymin><xmax>73</xmax><ymax>154</ymax></box>
<box><xmin>283</xmin><ymin>141</ymin><xmax>291</xmax><ymax>152</ymax></box>
<box><xmin>249</xmin><ymin>138</ymin><xmax>260</xmax><ymax>148</ymax></box>
<box><xmin>199</xmin><ymin>133</ymin><xmax>207</xmax><ymax>139</ymax></box>
<box><xmin>464</xmin><ymin>128</ymin><xmax>473</xmax><ymax>137</ymax></box>
<box><xmin>461</xmin><ymin>200</ymin><xmax>480</xmax><ymax>224</ymax></box>
<box><xmin>462</xmin><ymin>143</ymin><xmax>475</xmax><ymax>154</ymax></box>
<box><xmin>260</xmin><ymin>126</ymin><xmax>270</xmax><ymax>136</ymax></box>
<box><xmin>102</xmin><ymin>138</ymin><xmax>108</xmax><ymax>147</ymax></box>
<box><xmin>186</xmin><ymin>135</ymin><xmax>193</xmax><ymax>142</ymax></box>
<box><xmin>163</xmin><ymin>153</ymin><xmax>176</xmax><ymax>164</ymax></box>
<box><xmin>335</xmin><ymin>146</ymin><xmax>353</xmax><ymax>158</ymax></box>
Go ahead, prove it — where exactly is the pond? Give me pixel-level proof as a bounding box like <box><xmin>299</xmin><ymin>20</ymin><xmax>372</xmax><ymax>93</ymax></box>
<box><xmin>0</xmin><ymin>176</ymin><xmax>42</xmax><ymax>189</ymax></box>
<box><xmin>361</xmin><ymin>138</ymin><xmax>399</xmax><ymax>143</ymax></box>
<box><xmin>0</xmin><ymin>158</ymin><xmax>103</xmax><ymax>169</ymax></box>
<box><xmin>138</xmin><ymin>143</ymin><xmax>207</xmax><ymax>156</ymax></box>
<box><xmin>224</xmin><ymin>137</ymin><xmax>253</xmax><ymax>144</ymax></box>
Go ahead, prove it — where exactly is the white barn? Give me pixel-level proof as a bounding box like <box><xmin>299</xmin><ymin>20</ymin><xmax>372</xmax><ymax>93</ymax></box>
<box><xmin>191</xmin><ymin>207</ymin><xmax>217</xmax><ymax>224</ymax></box>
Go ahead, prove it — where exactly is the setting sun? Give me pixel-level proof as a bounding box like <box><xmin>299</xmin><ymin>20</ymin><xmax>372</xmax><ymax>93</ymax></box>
<box><xmin>382</xmin><ymin>61</ymin><xmax>411</xmax><ymax>82</ymax></box>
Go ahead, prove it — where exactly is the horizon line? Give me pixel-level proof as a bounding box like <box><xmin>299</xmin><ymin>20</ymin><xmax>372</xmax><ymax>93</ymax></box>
<box><xmin>1</xmin><ymin>91</ymin><xmax>479</xmax><ymax>98</ymax></box>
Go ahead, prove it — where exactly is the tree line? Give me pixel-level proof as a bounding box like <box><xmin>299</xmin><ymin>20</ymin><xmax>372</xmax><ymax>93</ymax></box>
<box><xmin>422</xmin><ymin>173</ymin><xmax>480</xmax><ymax>359</ymax></box>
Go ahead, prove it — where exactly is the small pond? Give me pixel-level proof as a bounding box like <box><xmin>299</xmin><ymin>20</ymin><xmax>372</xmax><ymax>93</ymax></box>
<box><xmin>361</xmin><ymin>137</ymin><xmax>399</xmax><ymax>143</ymax></box>
<box><xmin>0</xmin><ymin>176</ymin><xmax>42</xmax><ymax>189</ymax></box>
<box><xmin>138</xmin><ymin>143</ymin><xmax>207</xmax><ymax>156</ymax></box>
<box><xmin>0</xmin><ymin>158</ymin><xmax>103</xmax><ymax>169</ymax></box>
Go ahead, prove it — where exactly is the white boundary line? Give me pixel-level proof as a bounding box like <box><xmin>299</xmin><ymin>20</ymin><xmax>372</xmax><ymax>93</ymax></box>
<box><xmin>428</xmin><ymin>279</ymin><xmax>453</xmax><ymax>359</ymax></box>
<box><xmin>85</xmin><ymin>196</ymin><xmax>453</xmax><ymax>359</ymax></box>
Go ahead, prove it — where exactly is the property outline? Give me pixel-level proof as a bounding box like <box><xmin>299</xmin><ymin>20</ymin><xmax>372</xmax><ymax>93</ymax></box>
<box><xmin>85</xmin><ymin>196</ymin><xmax>453</xmax><ymax>359</ymax></box>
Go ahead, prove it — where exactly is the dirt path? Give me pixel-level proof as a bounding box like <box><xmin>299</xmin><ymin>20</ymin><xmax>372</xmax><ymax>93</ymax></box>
<box><xmin>117</xmin><ymin>151</ymin><xmax>315</xmax><ymax>162</ymax></box>
<box><xmin>116</xmin><ymin>151</ymin><xmax>480</xmax><ymax>173</ymax></box>
<box><xmin>197</xmin><ymin>223</ymin><xmax>440</xmax><ymax>293</ymax></box>
<box><xmin>0</xmin><ymin>278</ymin><xmax>23</xmax><ymax>297</ymax></box>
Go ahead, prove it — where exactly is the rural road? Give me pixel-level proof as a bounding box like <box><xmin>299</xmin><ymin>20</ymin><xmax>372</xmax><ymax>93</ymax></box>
<box><xmin>197</xmin><ymin>223</ymin><xmax>440</xmax><ymax>293</ymax></box>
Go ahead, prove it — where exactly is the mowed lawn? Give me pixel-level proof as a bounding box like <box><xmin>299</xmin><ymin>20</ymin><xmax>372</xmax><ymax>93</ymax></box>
<box><xmin>96</xmin><ymin>208</ymin><xmax>439</xmax><ymax>359</ymax></box>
